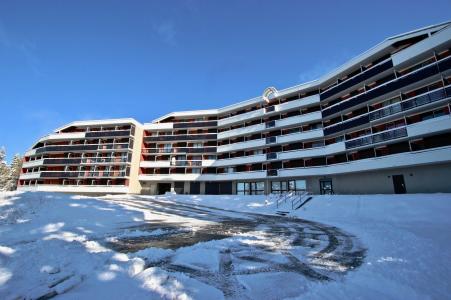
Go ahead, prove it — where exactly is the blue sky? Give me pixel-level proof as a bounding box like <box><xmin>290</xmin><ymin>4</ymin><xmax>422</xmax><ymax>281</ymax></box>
<box><xmin>0</xmin><ymin>0</ymin><xmax>450</xmax><ymax>161</ymax></box>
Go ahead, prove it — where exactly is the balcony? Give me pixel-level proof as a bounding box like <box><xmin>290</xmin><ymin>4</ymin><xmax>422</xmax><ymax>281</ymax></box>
<box><xmin>406</xmin><ymin>115</ymin><xmax>451</xmax><ymax>139</ymax></box>
<box><xmin>39</xmin><ymin>171</ymin><xmax>128</xmax><ymax>178</ymax></box>
<box><xmin>142</xmin><ymin>147</ymin><xmax>217</xmax><ymax>154</ymax></box>
<box><xmin>320</xmin><ymin>59</ymin><xmax>394</xmax><ymax>100</ymax></box>
<box><xmin>277</xmin><ymin>146</ymin><xmax>451</xmax><ymax>177</ymax></box>
<box><xmin>18</xmin><ymin>185</ymin><xmax>129</xmax><ymax>194</ymax></box>
<box><xmin>22</xmin><ymin>159</ymin><xmax>44</xmax><ymax>168</ymax></box>
<box><xmin>267</xmin><ymin>169</ymin><xmax>278</xmax><ymax>176</ymax></box>
<box><xmin>275</xmin><ymin>111</ymin><xmax>322</xmax><ymax>128</ymax></box>
<box><xmin>264</xmin><ymin>106</ymin><xmax>276</xmax><ymax>113</ymax></box>
<box><xmin>276</xmin><ymin>94</ymin><xmax>320</xmax><ymax>113</ymax></box>
<box><xmin>266</xmin><ymin>136</ymin><xmax>276</xmax><ymax>144</ymax></box>
<box><xmin>33</xmin><ymin>143</ymin><xmax>130</xmax><ymax>154</ymax></box>
<box><xmin>80</xmin><ymin>157</ymin><xmax>129</xmax><ymax>164</ymax></box>
<box><xmin>277</xmin><ymin>129</ymin><xmax>324</xmax><ymax>144</ymax></box>
<box><xmin>265</xmin><ymin>120</ymin><xmax>276</xmax><ymax>128</ymax></box>
<box><xmin>322</xmin><ymin>55</ymin><xmax>451</xmax><ymax>118</ymax></box>
<box><xmin>43</xmin><ymin>158</ymin><xmax>82</xmax><ymax>165</ymax></box>
<box><xmin>266</xmin><ymin>152</ymin><xmax>277</xmax><ymax>160</ymax></box>
<box><xmin>370</xmin><ymin>86</ymin><xmax>450</xmax><ymax>121</ymax></box>
<box><xmin>218</xmin><ymin>108</ymin><xmax>265</xmax><ymax>127</ymax></box>
<box><xmin>217</xmin><ymin>123</ymin><xmax>265</xmax><ymax>140</ymax></box>
<box><xmin>212</xmin><ymin>154</ymin><xmax>266</xmax><ymax>167</ymax></box>
<box><xmin>345</xmin><ymin>127</ymin><xmax>408</xmax><ymax>149</ymax></box>
<box><xmin>173</xmin><ymin>121</ymin><xmax>217</xmax><ymax>129</ymax></box>
<box><xmin>324</xmin><ymin>114</ymin><xmax>370</xmax><ymax>136</ymax></box>
<box><xmin>278</xmin><ymin>142</ymin><xmax>346</xmax><ymax>160</ymax></box>
<box><xmin>144</xmin><ymin>134</ymin><xmax>217</xmax><ymax>142</ymax></box>
<box><xmin>217</xmin><ymin>138</ymin><xmax>265</xmax><ymax>153</ymax></box>
<box><xmin>35</xmin><ymin>144</ymin><xmax>98</xmax><ymax>154</ymax></box>
<box><xmin>85</xmin><ymin>130</ymin><xmax>131</xmax><ymax>138</ymax></box>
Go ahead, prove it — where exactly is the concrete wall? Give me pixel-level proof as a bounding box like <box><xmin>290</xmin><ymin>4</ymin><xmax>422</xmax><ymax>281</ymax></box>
<box><xmin>128</xmin><ymin>124</ymin><xmax>144</xmax><ymax>194</ymax></box>
<box><xmin>306</xmin><ymin>162</ymin><xmax>451</xmax><ymax>194</ymax></box>
<box><xmin>137</xmin><ymin>162</ymin><xmax>451</xmax><ymax>195</ymax></box>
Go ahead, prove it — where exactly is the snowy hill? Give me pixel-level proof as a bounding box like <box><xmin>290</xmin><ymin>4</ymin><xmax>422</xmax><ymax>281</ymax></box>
<box><xmin>1</xmin><ymin>191</ymin><xmax>451</xmax><ymax>299</ymax></box>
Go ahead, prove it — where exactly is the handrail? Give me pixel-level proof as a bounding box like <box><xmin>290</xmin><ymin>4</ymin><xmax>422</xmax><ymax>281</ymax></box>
<box><xmin>292</xmin><ymin>191</ymin><xmax>310</xmax><ymax>209</ymax></box>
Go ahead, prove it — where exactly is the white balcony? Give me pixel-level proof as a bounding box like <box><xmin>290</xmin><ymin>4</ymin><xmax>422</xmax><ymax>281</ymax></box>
<box><xmin>39</xmin><ymin>132</ymin><xmax>86</xmax><ymax>142</ymax></box>
<box><xmin>138</xmin><ymin>170</ymin><xmax>267</xmax><ymax>181</ymax></box>
<box><xmin>218</xmin><ymin>123</ymin><xmax>265</xmax><ymax>140</ymax></box>
<box><xmin>17</xmin><ymin>185</ymin><xmax>129</xmax><ymax>194</ymax></box>
<box><xmin>277</xmin><ymin>145</ymin><xmax>451</xmax><ymax>178</ymax></box>
<box><xmin>22</xmin><ymin>159</ymin><xmax>44</xmax><ymax>168</ymax></box>
<box><xmin>393</xmin><ymin>25</ymin><xmax>451</xmax><ymax>67</ymax></box>
<box><xmin>277</xmin><ymin>129</ymin><xmax>324</xmax><ymax>144</ymax></box>
<box><xmin>275</xmin><ymin>94</ymin><xmax>320</xmax><ymax>113</ymax></box>
<box><xmin>217</xmin><ymin>138</ymin><xmax>266</xmax><ymax>153</ymax></box>
<box><xmin>139</xmin><ymin>174</ymin><xmax>202</xmax><ymax>181</ymax></box>
<box><xmin>275</xmin><ymin>111</ymin><xmax>322</xmax><ymax>128</ymax></box>
<box><xmin>202</xmin><ymin>159</ymin><xmax>215</xmax><ymax>167</ymax></box>
<box><xmin>143</xmin><ymin>123</ymin><xmax>173</xmax><ymax>130</ymax></box>
<box><xmin>212</xmin><ymin>154</ymin><xmax>266</xmax><ymax>167</ymax></box>
<box><xmin>218</xmin><ymin>108</ymin><xmax>264</xmax><ymax>127</ymax></box>
<box><xmin>140</xmin><ymin>161</ymin><xmax>171</xmax><ymax>168</ymax></box>
<box><xmin>25</xmin><ymin>149</ymin><xmax>37</xmax><ymax>157</ymax></box>
<box><xmin>202</xmin><ymin>171</ymin><xmax>267</xmax><ymax>181</ymax></box>
<box><xmin>407</xmin><ymin>115</ymin><xmax>451</xmax><ymax>139</ymax></box>
<box><xmin>19</xmin><ymin>172</ymin><xmax>41</xmax><ymax>180</ymax></box>
<box><xmin>278</xmin><ymin>142</ymin><xmax>346</xmax><ymax>160</ymax></box>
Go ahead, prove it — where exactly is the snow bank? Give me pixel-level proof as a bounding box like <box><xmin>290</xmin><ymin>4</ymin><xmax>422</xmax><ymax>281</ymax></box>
<box><xmin>1</xmin><ymin>191</ymin><xmax>451</xmax><ymax>299</ymax></box>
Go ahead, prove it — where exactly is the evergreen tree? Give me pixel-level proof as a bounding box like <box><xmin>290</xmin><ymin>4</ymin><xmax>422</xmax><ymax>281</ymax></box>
<box><xmin>0</xmin><ymin>147</ymin><xmax>8</xmax><ymax>191</ymax></box>
<box><xmin>5</xmin><ymin>154</ymin><xmax>23</xmax><ymax>191</ymax></box>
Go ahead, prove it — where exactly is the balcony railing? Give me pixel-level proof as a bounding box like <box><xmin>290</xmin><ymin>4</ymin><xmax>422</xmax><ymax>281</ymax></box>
<box><xmin>322</xmin><ymin>55</ymin><xmax>451</xmax><ymax>118</ymax></box>
<box><xmin>267</xmin><ymin>169</ymin><xmax>278</xmax><ymax>176</ymax></box>
<box><xmin>169</xmin><ymin>160</ymin><xmax>202</xmax><ymax>167</ymax></box>
<box><xmin>85</xmin><ymin>130</ymin><xmax>131</xmax><ymax>138</ymax></box>
<box><xmin>321</xmin><ymin>59</ymin><xmax>393</xmax><ymax>100</ymax></box>
<box><xmin>39</xmin><ymin>171</ymin><xmax>128</xmax><ymax>178</ymax></box>
<box><xmin>266</xmin><ymin>137</ymin><xmax>276</xmax><ymax>144</ymax></box>
<box><xmin>144</xmin><ymin>134</ymin><xmax>217</xmax><ymax>142</ymax></box>
<box><xmin>345</xmin><ymin>127</ymin><xmax>407</xmax><ymax>149</ymax></box>
<box><xmin>81</xmin><ymin>157</ymin><xmax>129</xmax><ymax>164</ymax></box>
<box><xmin>42</xmin><ymin>158</ymin><xmax>82</xmax><ymax>165</ymax></box>
<box><xmin>173</xmin><ymin>121</ymin><xmax>217</xmax><ymax>128</ymax></box>
<box><xmin>323</xmin><ymin>114</ymin><xmax>370</xmax><ymax>136</ymax></box>
<box><xmin>265</xmin><ymin>106</ymin><xmax>276</xmax><ymax>113</ymax></box>
<box><xmin>370</xmin><ymin>86</ymin><xmax>449</xmax><ymax>121</ymax></box>
<box><xmin>142</xmin><ymin>147</ymin><xmax>217</xmax><ymax>154</ymax></box>
<box><xmin>266</xmin><ymin>152</ymin><xmax>277</xmax><ymax>160</ymax></box>
<box><xmin>323</xmin><ymin>85</ymin><xmax>450</xmax><ymax>136</ymax></box>
<box><xmin>34</xmin><ymin>143</ymin><xmax>130</xmax><ymax>154</ymax></box>
<box><xmin>265</xmin><ymin>120</ymin><xmax>276</xmax><ymax>128</ymax></box>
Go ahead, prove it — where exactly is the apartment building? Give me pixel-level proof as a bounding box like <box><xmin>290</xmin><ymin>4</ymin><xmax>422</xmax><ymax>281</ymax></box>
<box><xmin>19</xmin><ymin>22</ymin><xmax>451</xmax><ymax>195</ymax></box>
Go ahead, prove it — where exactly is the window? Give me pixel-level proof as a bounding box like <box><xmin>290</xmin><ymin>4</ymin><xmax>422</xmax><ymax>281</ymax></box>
<box><xmin>236</xmin><ymin>181</ymin><xmax>265</xmax><ymax>195</ymax></box>
<box><xmin>271</xmin><ymin>180</ymin><xmax>307</xmax><ymax>194</ymax></box>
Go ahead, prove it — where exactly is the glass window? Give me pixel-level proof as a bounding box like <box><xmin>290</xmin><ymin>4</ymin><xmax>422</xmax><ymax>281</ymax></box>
<box><xmin>237</xmin><ymin>181</ymin><xmax>265</xmax><ymax>195</ymax></box>
<box><xmin>295</xmin><ymin>180</ymin><xmax>306</xmax><ymax>190</ymax></box>
<box><xmin>288</xmin><ymin>180</ymin><xmax>295</xmax><ymax>191</ymax></box>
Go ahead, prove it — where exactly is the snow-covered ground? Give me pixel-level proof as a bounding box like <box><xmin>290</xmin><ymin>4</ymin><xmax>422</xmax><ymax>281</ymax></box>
<box><xmin>0</xmin><ymin>191</ymin><xmax>450</xmax><ymax>299</ymax></box>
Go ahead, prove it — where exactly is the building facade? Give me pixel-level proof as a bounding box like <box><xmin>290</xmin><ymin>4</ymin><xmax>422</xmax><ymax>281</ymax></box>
<box><xmin>19</xmin><ymin>22</ymin><xmax>451</xmax><ymax>195</ymax></box>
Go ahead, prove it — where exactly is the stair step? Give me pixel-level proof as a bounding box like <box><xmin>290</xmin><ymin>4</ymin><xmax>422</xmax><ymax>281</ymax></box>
<box><xmin>275</xmin><ymin>211</ymin><xmax>289</xmax><ymax>216</ymax></box>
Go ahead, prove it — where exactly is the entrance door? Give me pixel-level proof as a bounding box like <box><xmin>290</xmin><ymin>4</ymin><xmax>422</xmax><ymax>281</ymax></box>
<box><xmin>392</xmin><ymin>175</ymin><xmax>406</xmax><ymax>194</ymax></box>
<box><xmin>157</xmin><ymin>183</ymin><xmax>172</xmax><ymax>195</ymax></box>
<box><xmin>319</xmin><ymin>179</ymin><xmax>333</xmax><ymax>195</ymax></box>
<box><xmin>190</xmin><ymin>182</ymin><xmax>200</xmax><ymax>194</ymax></box>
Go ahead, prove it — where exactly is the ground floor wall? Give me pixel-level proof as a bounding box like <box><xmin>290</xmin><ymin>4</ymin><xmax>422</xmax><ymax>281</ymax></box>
<box><xmin>138</xmin><ymin>162</ymin><xmax>451</xmax><ymax>195</ymax></box>
<box><xmin>305</xmin><ymin>162</ymin><xmax>451</xmax><ymax>194</ymax></box>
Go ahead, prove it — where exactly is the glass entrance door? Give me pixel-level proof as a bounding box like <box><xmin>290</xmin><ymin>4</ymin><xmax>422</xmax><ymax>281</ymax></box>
<box><xmin>319</xmin><ymin>179</ymin><xmax>333</xmax><ymax>195</ymax></box>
